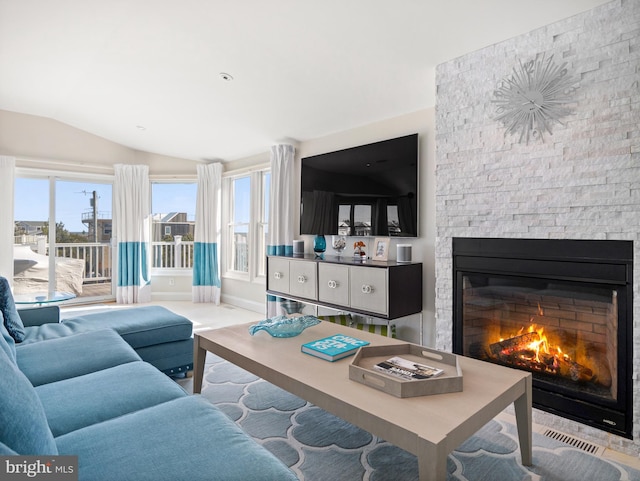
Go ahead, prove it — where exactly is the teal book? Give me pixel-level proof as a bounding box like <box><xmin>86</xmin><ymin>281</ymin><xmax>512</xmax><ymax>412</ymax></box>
<box><xmin>301</xmin><ymin>334</ymin><xmax>370</xmax><ymax>362</ymax></box>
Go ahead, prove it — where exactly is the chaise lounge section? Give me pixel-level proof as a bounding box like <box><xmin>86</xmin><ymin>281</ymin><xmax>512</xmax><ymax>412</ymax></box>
<box><xmin>18</xmin><ymin>303</ymin><xmax>194</xmax><ymax>376</ymax></box>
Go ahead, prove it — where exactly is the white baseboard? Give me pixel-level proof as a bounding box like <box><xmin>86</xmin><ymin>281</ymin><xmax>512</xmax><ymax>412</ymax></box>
<box><xmin>220</xmin><ymin>294</ymin><xmax>265</xmax><ymax>315</ymax></box>
<box><xmin>151</xmin><ymin>291</ymin><xmax>192</xmax><ymax>302</ymax></box>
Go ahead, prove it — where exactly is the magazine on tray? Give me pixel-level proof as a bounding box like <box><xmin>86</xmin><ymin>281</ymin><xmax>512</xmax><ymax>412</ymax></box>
<box><xmin>373</xmin><ymin>356</ymin><xmax>444</xmax><ymax>380</ymax></box>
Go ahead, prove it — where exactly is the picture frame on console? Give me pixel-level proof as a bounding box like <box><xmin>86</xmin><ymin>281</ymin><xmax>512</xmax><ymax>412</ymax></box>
<box><xmin>373</xmin><ymin>237</ymin><xmax>390</xmax><ymax>261</ymax></box>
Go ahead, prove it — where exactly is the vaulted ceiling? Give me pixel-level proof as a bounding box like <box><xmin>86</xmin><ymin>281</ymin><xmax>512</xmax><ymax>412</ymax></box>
<box><xmin>0</xmin><ymin>1</ymin><xmax>609</xmax><ymax>162</ymax></box>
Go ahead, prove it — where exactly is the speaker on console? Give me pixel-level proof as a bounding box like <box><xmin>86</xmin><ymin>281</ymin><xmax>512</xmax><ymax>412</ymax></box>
<box><xmin>293</xmin><ymin>239</ymin><xmax>305</xmax><ymax>255</ymax></box>
<box><xmin>397</xmin><ymin>244</ymin><xmax>412</xmax><ymax>263</ymax></box>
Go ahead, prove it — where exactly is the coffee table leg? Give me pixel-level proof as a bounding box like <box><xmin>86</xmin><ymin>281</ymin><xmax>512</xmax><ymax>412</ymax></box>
<box><xmin>193</xmin><ymin>334</ymin><xmax>206</xmax><ymax>394</ymax></box>
<box><xmin>514</xmin><ymin>375</ymin><xmax>533</xmax><ymax>466</ymax></box>
<box><xmin>418</xmin><ymin>438</ymin><xmax>447</xmax><ymax>481</ymax></box>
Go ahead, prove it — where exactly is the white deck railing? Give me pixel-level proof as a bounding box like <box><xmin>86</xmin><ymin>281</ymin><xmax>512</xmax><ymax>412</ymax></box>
<box><xmin>14</xmin><ymin>237</ymin><xmax>195</xmax><ymax>286</ymax></box>
<box><xmin>55</xmin><ymin>243</ymin><xmax>112</xmax><ymax>282</ymax></box>
<box><xmin>151</xmin><ymin>238</ymin><xmax>195</xmax><ymax>269</ymax></box>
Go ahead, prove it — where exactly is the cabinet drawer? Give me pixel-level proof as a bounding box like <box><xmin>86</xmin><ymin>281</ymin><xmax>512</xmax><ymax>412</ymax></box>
<box><xmin>268</xmin><ymin>257</ymin><xmax>290</xmax><ymax>294</ymax></box>
<box><xmin>318</xmin><ymin>264</ymin><xmax>349</xmax><ymax>306</ymax></box>
<box><xmin>349</xmin><ymin>266</ymin><xmax>388</xmax><ymax>315</ymax></box>
<box><xmin>288</xmin><ymin>259</ymin><xmax>317</xmax><ymax>300</ymax></box>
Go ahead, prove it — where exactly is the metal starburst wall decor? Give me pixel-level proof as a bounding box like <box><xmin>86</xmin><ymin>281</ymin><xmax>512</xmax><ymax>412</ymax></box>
<box><xmin>492</xmin><ymin>53</ymin><xmax>578</xmax><ymax>144</ymax></box>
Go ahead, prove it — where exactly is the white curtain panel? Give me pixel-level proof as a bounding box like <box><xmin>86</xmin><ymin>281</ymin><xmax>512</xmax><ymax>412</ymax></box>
<box><xmin>267</xmin><ymin>144</ymin><xmax>295</xmax><ymax>316</ymax></box>
<box><xmin>0</xmin><ymin>156</ymin><xmax>16</xmax><ymax>281</ymax></box>
<box><xmin>192</xmin><ymin>162</ymin><xmax>222</xmax><ymax>303</ymax></box>
<box><xmin>113</xmin><ymin>164</ymin><xmax>151</xmax><ymax>304</ymax></box>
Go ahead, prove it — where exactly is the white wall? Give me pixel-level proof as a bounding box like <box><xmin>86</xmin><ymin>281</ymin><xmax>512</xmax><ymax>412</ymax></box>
<box><xmin>0</xmin><ymin>109</ymin><xmax>199</xmax><ymax>175</ymax></box>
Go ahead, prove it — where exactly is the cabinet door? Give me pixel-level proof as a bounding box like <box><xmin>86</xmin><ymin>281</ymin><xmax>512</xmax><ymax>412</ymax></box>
<box><xmin>349</xmin><ymin>266</ymin><xmax>388</xmax><ymax>315</ymax></box>
<box><xmin>288</xmin><ymin>259</ymin><xmax>317</xmax><ymax>300</ymax></box>
<box><xmin>267</xmin><ymin>257</ymin><xmax>290</xmax><ymax>294</ymax></box>
<box><xmin>318</xmin><ymin>263</ymin><xmax>349</xmax><ymax>306</ymax></box>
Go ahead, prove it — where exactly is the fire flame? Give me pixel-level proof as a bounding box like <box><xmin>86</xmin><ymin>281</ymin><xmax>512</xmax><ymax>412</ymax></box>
<box><xmin>499</xmin><ymin>320</ymin><xmax>571</xmax><ymax>371</ymax></box>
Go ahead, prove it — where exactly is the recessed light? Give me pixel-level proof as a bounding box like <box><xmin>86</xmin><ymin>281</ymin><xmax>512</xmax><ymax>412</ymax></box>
<box><xmin>219</xmin><ymin>72</ymin><xmax>234</xmax><ymax>81</ymax></box>
<box><xmin>136</xmin><ymin>125</ymin><xmax>146</xmax><ymax>131</ymax></box>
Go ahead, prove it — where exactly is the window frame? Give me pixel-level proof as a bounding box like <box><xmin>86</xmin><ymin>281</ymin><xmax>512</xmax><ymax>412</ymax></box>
<box><xmin>222</xmin><ymin>165</ymin><xmax>270</xmax><ymax>284</ymax></box>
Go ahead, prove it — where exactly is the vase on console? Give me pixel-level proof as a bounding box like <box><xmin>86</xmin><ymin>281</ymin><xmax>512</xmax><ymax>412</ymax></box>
<box><xmin>313</xmin><ymin>235</ymin><xmax>326</xmax><ymax>257</ymax></box>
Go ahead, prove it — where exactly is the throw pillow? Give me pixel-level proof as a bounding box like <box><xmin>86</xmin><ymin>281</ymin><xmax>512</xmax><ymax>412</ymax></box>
<box><xmin>0</xmin><ymin>346</ymin><xmax>58</xmax><ymax>455</ymax></box>
<box><xmin>0</xmin><ymin>277</ymin><xmax>25</xmax><ymax>342</ymax></box>
<box><xmin>0</xmin><ymin>311</ymin><xmax>17</xmax><ymax>364</ymax></box>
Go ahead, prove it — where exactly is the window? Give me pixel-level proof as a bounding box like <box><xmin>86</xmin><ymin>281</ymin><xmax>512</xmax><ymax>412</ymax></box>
<box><xmin>14</xmin><ymin>174</ymin><xmax>114</xmax><ymax>301</ymax></box>
<box><xmin>338</xmin><ymin>203</ymin><xmax>372</xmax><ymax>236</ymax></box>
<box><xmin>229</xmin><ymin>176</ymin><xmax>250</xmax><ymax>273</ymax></box>
<box><xmin>151</xmin><ymin>182</ymin><xmax>197</xmax><ymax>269</ymax></box>
<box><xmin>224</xmin><ymin>169</ymin><xmax>270</xmax><ymax>280</ymax></box>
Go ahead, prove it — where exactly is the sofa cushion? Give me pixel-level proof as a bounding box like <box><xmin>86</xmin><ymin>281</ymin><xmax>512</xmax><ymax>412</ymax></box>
<box><xmin>62</xmin><ymin>306</ymin><xmax>193</xmax><ymax>348</ymax></box>
<box><xmin>0</xmin><ymin>311</ymin><xmax>17</xmax><ymax>363</ymax></box>
<box><xmin>21</xmin><ymin>319</ymin><xmax>96</xmax><ymax>344</ymax></box>
<box><xmin>0</xmin><ymin>276</ymin><xmax>25</xmax><ymax>342</ymax></box>
<box><xmin>0</xmin><ymin>346</ymin><xmax>58</xmax><ymax>455</ymax></box>
<box><xmin>55</xmin><ymin>396</ymin><xmax>298</xmax><ymax>481</ymax></box>
<box><xmin>36</xmin><ymin>361</ymin><xmax>187</xmax><ymax>436</ymax></box>
<box><xmin>16</xmin><ymin>329</ymin><xmax>142</xmax><ymax>386</ymax></box>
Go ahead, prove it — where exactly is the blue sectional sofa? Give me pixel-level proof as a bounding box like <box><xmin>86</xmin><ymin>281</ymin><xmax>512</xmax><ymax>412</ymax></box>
<box><xmin>0</xmin><ymin>278</ymin><xmax>298</xmax><ymax>481</ymax></box>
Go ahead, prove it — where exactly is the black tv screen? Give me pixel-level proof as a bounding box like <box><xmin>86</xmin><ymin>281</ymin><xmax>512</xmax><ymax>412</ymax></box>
<box><xmin>300</xmin><ymin>133</ymin><xmax>418</xmax><ymax>237</ymax></box>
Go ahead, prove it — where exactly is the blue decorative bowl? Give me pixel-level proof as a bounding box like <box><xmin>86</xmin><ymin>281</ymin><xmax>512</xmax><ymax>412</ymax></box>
<box><xmin>249</xmin><ymin>315</ymin><xmax>320</xmax><ymax>338</ymax></box>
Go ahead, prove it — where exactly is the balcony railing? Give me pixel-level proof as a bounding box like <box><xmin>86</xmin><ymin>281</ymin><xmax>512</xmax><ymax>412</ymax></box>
<box><xmin>55</xmin><ymin>243</ymin><xmax>112</xmax><ymax>282</ymax></box>
<box><xmin>14</xmin><ymin>237</ymin><xmax>196</xmax><ymax>299</ymax></box>
<box><xmin>152</xmin><ymin>238</ymin><xmax>194</xmax><ymax>269</ymax></box>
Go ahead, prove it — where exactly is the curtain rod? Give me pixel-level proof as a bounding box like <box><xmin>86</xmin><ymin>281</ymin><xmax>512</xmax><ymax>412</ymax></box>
<box><xmin>15</xmin><ymin>156</ymin><xmax>114</xmax><ymax>172</ymax></box>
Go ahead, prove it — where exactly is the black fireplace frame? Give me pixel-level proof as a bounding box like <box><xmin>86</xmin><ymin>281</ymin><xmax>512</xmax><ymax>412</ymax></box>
<box><xmin>452</xmin><ymin>237</ymin><xmax>633</xmax><ymax>439</ymax></box>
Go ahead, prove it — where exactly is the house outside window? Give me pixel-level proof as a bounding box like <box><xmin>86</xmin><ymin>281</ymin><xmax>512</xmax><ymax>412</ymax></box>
<box><xmin>151</xmin><ymin>182</ymin><xmax>197</xmax><ymax>269</ymax></box>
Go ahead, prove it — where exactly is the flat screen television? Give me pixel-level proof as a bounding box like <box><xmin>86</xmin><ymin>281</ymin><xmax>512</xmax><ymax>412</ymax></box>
<box><xmin>300</xmin><ymin>133</ymin><xmax>418</xmax><ymax>237</ymax></box>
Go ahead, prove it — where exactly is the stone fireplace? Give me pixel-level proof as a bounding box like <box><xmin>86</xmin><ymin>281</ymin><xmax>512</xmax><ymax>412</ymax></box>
<box><xmin>452</xmin><ymin>237</ymin><xmax>633</xmax><ymax>438</ymax></box>
<box><xmin>434</xmin><ymin>0</ymin><xmax>639</xmax><ymax>455</ymax></box>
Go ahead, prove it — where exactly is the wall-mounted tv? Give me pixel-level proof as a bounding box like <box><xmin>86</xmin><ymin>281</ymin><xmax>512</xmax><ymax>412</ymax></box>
<box><xmin>300</xmin><ymin>133</ymin><xmax>418</xmax><ymax>237</ymax></box>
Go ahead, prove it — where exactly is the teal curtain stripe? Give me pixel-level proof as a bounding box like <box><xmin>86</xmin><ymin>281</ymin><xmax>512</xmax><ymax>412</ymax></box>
<box><xmin>193</xmin><ymin>242</ymin><xmax>221</xmax><ymax>287</ymax></box>
<box><xmin>267</xmin><ymin>245</ymin><xmax>293</xmax><ymax>256</ymax></box>
<box><xmin>117</xmin><ymin>242</ymin><xmax>149</xmax><ymax>287</ymax></box>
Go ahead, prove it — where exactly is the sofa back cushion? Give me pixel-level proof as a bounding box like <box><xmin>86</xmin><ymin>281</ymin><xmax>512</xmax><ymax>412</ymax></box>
<box><xmin>0</xmin><ymin>347</ymin><xmax>58</xmax><ymax>455</ymax></box>
<box><xmin>0</xmin><ymin>311</ymin><xmax>17</xmax><ymax>363</ymax></box>
<box><xmin>0</xmin><ymin>276</ymin><xmax>25</xmax><ymax>342</ymax></box>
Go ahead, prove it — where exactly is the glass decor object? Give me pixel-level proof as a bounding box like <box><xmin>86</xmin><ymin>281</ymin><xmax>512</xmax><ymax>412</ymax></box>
<box><xmin>313</xmin><ymin>235</ymin><xmax>326</xmax><ymax>254</ymax></box>
<box><xmin>281</xmin><ymin>299</ymin><xmax>304</xmax><ymax>315</ymax></box>
<box><xmin>249</xmin><ymin>315</ymin><xmax>321</xmax><ymax>338</ymax></box>
<box><xmin>332</xmin><ymin>235</ymin><xmax>346</xmax><ymax>256</ymax></box>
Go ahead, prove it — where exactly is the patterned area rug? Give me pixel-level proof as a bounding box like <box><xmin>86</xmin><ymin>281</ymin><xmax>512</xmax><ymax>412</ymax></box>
<box><xmin>199</xmin><ymin>355</ymin><xmax>640</xmax><ymax>481</ymax></box>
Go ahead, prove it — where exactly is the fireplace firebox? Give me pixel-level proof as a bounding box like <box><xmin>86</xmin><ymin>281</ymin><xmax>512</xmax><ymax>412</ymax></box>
<box><xmin>453</xmin><ymin>238</ymin><xmax>633</xmax><ymax>439</ymax></box>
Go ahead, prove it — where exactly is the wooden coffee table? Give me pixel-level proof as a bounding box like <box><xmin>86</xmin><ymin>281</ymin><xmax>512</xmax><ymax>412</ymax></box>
<box><xmin>194</xmin><ymin>322</ymin><xmax>532</xmax><ymax>481</ymax></box>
